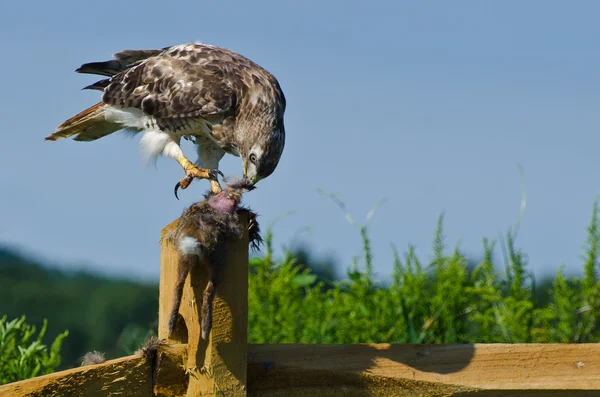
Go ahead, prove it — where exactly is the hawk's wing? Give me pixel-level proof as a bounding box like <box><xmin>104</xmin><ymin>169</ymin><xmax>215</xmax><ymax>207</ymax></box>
<box><xmin>99</xmin><ymin>44</ymin><xmax>237</xmax><ymax>120</ymax></box>
<box><xmin>76</xmin><ymin>48</ymin><xmax>168</xmax><ymax>77</ymax></box>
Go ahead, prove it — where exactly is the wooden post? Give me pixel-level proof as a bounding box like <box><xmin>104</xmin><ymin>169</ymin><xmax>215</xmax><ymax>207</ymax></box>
<box><xmin>158</xmin><ymin>212</ymin><xmax>249</xmax><ymax>397</ymax></box>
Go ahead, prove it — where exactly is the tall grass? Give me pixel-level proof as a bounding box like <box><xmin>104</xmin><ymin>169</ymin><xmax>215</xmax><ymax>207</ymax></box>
<box><xmin>248</xmin><ymin>197</ymin><xmax>600</xmax><ymax>344</ymax></box>
<box><xmin>0</xmin><ymin>316</ymin><xmax>68</xmax><ymax>385</ymax></box>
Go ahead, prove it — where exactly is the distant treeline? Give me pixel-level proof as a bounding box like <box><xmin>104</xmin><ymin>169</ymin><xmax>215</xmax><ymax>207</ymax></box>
<box><xmin>2</xmin><ymin>198</ymin><xmax>600</xmax><ymax>369</ymax></box>
<box><xmin>0</xmin><ymin>248</ymin><xmax>158</xmax><ymax>369</ymax></box>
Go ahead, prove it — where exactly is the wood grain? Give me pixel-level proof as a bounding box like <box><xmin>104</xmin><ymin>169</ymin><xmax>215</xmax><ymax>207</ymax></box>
<box><xmin>247</xmin><ymin>343</ymin><xmax>600</xmax><ymax>396</ymax></box>
<box><xmin>0</xmin><ymin>343</ymin><xmax>188</xmax><ymax>397</ymax></box>
<box><xmin>0</xmin><ymin>353</ymin><xmax>151</xmax><ymax>397</ymax></box>
<box><xmin>158</xmin><ymin>212</ymin><xmax>249</xmax><ymax>397</ymax></box>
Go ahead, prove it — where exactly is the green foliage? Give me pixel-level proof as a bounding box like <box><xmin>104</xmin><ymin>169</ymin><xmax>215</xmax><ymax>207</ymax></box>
<box><xmin>0</xmin><ymin>252</ymin><xmax>158</xmax><ymax>370</ymax></box>
<box><xmin>248</xmin><ymin>198</ymin><xmax>600</xmax><ymax>344</ymax></box>
<box><xmin>0</xmin><ymin>315</ymin><xmax>68</xmax><ymax>385</ymax></box>
<box><xmin>3</xmin><ymin>196</ymin><xmax>600</xmax><ymax>380</ymax></box>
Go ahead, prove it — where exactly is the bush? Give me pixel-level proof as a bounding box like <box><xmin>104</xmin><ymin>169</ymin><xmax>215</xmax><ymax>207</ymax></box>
<box><xmin>0</xmin><ymin>316</ymin><xmax>68</xmax><ymax>386</ymax></box>
<box><xmin>248</xmin><ymin>198</ymin><xmax>600</xmax><ymax>344</ymax></box>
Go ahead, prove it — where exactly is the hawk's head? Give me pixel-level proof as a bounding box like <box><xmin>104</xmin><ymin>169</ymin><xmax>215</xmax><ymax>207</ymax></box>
<box><xmin>236</xmin><ymin>71</ymin><xmax>286</xmax><ymax>184</ymax></box>
<box><xmin>236</xmin><ymin>84</ymin><xmax>286</xmax><ymax>184</ymax></box>
<box><xmin>241</xmin><ymin>121</ymin><xmax>285</xmax><ymax>184</ymax></box>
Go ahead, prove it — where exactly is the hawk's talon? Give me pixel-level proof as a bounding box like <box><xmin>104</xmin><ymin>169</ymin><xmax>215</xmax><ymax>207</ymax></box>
<box><xmin>174</xmin><ymin>175</ymin><xmax>194</xmax><ymax>199</ymax></box>
<box><xmin>173</xmin><ymin>167</ymin><xmax>223</xmax><ymax>199</ymax></box>
<box><xmin>208</xmin><ymin>169</ymin><xmax>224</xmax><ymax>181</ymax></box>
<box><xmin>174</xmin><ymin>182</ymin><xmax>181</xmax><ymax>200</ymax></box>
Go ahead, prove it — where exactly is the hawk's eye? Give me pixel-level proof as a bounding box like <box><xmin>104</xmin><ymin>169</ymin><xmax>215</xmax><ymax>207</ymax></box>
<box><xmin>249</xmin><ymin>153</ymin><xmax>257</xmax><ymax>163</ymax></box>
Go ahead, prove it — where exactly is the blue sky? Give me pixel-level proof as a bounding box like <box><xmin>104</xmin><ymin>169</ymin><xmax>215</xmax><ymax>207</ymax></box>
<box><xmin>1</xmin><ymin>1</ymin><xmax>599</xmax><ymax>282</ymax></box>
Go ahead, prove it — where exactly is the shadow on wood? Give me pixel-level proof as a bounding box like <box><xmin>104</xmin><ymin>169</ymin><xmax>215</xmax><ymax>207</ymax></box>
<box><xmin>248</xmin><ymin>343</ymin><xmax>600</xmax><ymax>397</ymax></box>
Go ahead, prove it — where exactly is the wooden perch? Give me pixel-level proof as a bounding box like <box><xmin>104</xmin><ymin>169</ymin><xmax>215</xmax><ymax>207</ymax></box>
<box><xmin>0</xmin><ymin>343</ymin><xmax>187</xmax><ymax>397</ymax></box>
<box><xmin>247</xmin><ymin>343</ymin><xmax>600</xmax><ymax>396</ymax></box>
<box><xmin>158</xmin><ymin>211</ymin><xmax>249</xmax><ymax>397</ymax></box>
<box><xmin>3</xmin><ymin>342</ymin><xmax>599</xmax><ymax>396</ymax></box>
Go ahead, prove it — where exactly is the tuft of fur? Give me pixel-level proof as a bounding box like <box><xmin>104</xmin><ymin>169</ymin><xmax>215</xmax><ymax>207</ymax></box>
<box><xmin>134</xmin><ymin>336</ymin><xmax>166</xmax><ymax>359</ymax></box>
<box><xmin>80</xmin><ymin>351</ymin><xmax>106</xmax><ymax>366</ymax></box>
<box><xmin>133</xmin><ymin>336</ymin><xmax>165</xmax><ymax>388</ymax></box>
<box><xmin>45</xmin><ymin>102</ymin><xmax>121</xmax><ymax>142</ymax></box>
<box><xmin>224</xmin><ymin>178</ymin><xmax>263</xmax><ymax>251</ymax></box>
<box><xmin>165</xmin><ymin>178</ymin><xmax>261</xmax><ymax>340</ymax></box>
<box><xmin>242</xmin><ymin>206</ymin><xmax>263</xmax><ymax>252</ymax></box>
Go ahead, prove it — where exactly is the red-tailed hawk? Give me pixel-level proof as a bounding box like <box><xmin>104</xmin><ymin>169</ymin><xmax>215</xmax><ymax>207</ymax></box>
<box><xmin>46</xmin><ymin>42</ymin><xmax>286</xmax><ymax>197</ymax></box>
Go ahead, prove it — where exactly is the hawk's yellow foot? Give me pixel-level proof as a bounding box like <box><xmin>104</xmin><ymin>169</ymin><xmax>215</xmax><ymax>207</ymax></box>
<box><xmin>174</xmin><ymin>163</ymin><xmax>223</xmax><ymax>199</ymax></box>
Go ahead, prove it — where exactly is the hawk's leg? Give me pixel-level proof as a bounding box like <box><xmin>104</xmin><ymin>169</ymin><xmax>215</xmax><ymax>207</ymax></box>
<box><xmin>140</xmin><ymin>130</ymin><xmax>223</xmax><ymax>197</ymax></box>
<box><xmin>175</xmin><ymin>155</ymin><xmax>223</xmax><ymax>197</ymax></box>
<box><xmin>193</xmin><ymin>135</ymin><xmax>227</xmax><ymax>195</ymax></box>
<box><xmin>139</xmin><ymin>129</ymin><xmax>223</xmax><ymax>198</ymax></box>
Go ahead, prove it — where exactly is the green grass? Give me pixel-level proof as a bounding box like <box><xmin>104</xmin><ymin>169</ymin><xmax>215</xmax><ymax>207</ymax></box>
<box><xmin>248</xmin><ymin>197</ymin><xmax>600</xmax><ymax>344</ymax></box>
<box><xmin>0</xmin><ymin>315</ymin><xmax>68</xmax><ymax>385</ymax></box>
<box><xmin>2</xmin><ymin>194</ymin><xmax>600</xmax><ymax>381</ymax></box>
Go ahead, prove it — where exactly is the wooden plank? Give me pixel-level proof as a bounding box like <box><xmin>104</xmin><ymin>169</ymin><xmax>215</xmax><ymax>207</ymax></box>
<box><xmin>247</xmin><ymin>343</ymin><xmax>600</xmax><ymax>396</ymax></box>
<box><xmin>0</xmin><ymin>353</ymin><xmax>151</xmax><ymax>397</ymax></box>
<box><xmin>158</xmin><ymin>212</ymin><xmax>249</xmax><ymax>397</ymax></box>
<box><xmin>0</xmin><ymin>342</ymin><xmax>188</xmax><ymax>397</ymax></box>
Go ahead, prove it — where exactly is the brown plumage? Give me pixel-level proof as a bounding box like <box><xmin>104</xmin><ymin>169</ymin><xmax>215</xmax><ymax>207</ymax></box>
<box><xmin>46</xmin><ymin>42</ymin><xmax>287</xmax><ymax>196</ymax></box>
<box><xmin>164</xmin><ymin>178</ymin><xmax>262</xmax><ymax>339</ymax></box>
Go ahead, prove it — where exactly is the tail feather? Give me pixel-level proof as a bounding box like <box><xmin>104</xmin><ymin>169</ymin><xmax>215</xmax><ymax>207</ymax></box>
<box><xmin>72</xmin><ymin>122</ymin><xmax>120</xmax><ymax>142</ymax></box>
<box><xmin>45</xmin><ymin>102</ymin><xmax>120</xmax><ymax>142</ymax></box>
<box><xmin>47</xmin><ymin>47</ymin><xmax>169</xmax><ymax>142</ymax></box>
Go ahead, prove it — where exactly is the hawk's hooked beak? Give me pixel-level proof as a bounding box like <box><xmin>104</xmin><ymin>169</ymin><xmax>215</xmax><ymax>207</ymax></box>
<box><xmin>243</xmin><ymin>160</ymin><xmax>260</xmax><ymax>184</ymax></box>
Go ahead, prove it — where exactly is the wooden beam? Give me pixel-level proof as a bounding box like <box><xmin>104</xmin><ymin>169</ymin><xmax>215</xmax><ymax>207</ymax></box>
<box><xmin>247</xmin><ymin>343</ymin><xmax>600</xmax><ymax>396</ymax></box>
<box><xmin>158</xmin><ymin>212</ymin><xmax>249</xmax><ymax>397</ymax></box>
<box><xmin>0</xmin><ymin>354</ymin><xmax>150</xmax><ymax>397</ymax></box>
<box><xmin>0</xmin><ymin>342</ymin><xmax>187</xmax><ymax>397</ymax></box>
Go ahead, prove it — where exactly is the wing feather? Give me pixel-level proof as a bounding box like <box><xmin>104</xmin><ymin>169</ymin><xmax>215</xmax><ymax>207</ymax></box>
<box><xmin>76</xmin><ymin>48</ymin><xmax>167</xmax><ymax>77</ymax></box>
<box><xmin>101</xmin><ymin>44</ymin><xmax>237</xmax><ymax>120</ymax></box>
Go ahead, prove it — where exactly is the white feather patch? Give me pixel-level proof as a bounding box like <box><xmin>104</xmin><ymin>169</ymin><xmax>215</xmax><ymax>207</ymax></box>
<box><xmin>104</xmin><ymin>106</ymin><xmax>147</xmax><ymax>129</ymax></box>
<box><xmin>139</xmin><ymin>130</ymin><xmax>184</xmax><ymax>165</ymax></box>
